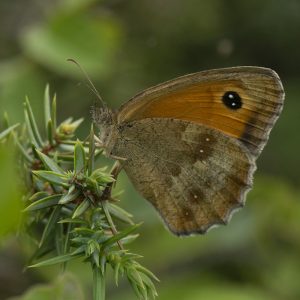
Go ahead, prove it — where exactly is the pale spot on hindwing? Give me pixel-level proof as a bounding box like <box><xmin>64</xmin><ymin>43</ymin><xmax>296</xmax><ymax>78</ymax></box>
<box><xmin>187</xmin><ymin>188</ymin><xmax>204</xmax><ymax>204</ymax></box>
<box><xmin>181</xmin><ymin>206</ymin><xmax>195</xmax><ymax>222</ymax></box>
<box><xmin>181</xmin><ymin>128</ymin><xmax>217</xmax><ymax>162</ymax></box>
<box><xmin>114</xmin><ymin>117</ymin><xmax>254</xmax><ymax>236</ymax></box>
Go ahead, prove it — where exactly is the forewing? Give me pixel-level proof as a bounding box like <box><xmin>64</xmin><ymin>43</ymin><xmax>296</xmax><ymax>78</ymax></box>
<box><xmin>117</xmin><ymin>67</ymin><xmax>284</xmax><ymax>157</ymax></box>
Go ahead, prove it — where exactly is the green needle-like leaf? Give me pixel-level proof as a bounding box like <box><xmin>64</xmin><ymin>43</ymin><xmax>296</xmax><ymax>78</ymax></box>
<box><xmin>136</xmin><ymin>265</ymin><xmax>160</xmax><ymax>282</ymax></box>
<box><xmin>32</xmin><ymin>170</ymin><xmax>69</xmax><ymax>187</ymax></box>
<box><xmin>51</xmin><ymin>94</ymin><xmax>57</xmax><ymax>132</ymax></box>
<box><xmin>102</xmin><ymin>224</ymin><xmax>140</xmax><ymax>249</ymax></box>
<box><xmin>44</xmin><ymin>84</ymin><xmax>51</xmax><ymax>130</ymax></box>
<box><xmin>100</xmin><ymin>254</ymin><xmax>106</xmax><ymax>275</ymax></box>
<box><xmin>28</xmin><ymin>253</ymin><xmax>81</xmax><ymax>268</ymax></box>
<box><xmin>55</xmin><ymin>222</ymin><xmax>64</xmax><ymax>255</ymax></box>
<box><xmin>25</xmin><ymin>97</ymin><xmax>43</xmax><ymax>146</ymax></box>
<box><xmin>59</xmin><ymin>186</ymin><xmax>81</xmax><ymax>204</ymax></box>
<box><xmin>24</xmin><ymin>194</ymin><xmax>62</xmax><ymax>211</ymax></box>
<box><xmin>139</xmin><ymin>272</ymin><xmax>158</xmax><ymax>296</ymax></box>
<box><xmin>72</xmin><ymin>199</ymin><xmax>90</xmax><ymax>218</ymax></box>
<box><xmin>130</xmin><ymin>281</ymin><xmax>146</xmax><ymax>300</ymax></box>
<box><xmin>70</xmin><ymin>118</ymin><xmax>84</xmax><ymax>130</ymax></box>
<box><xmin>36</xmin><ymin>150</ymin><xmax>64</xmax><ymax>174</ymax></box>
<box><xmin>24</xmin><ymin>110</ymin><xmax>39</xmax><ymax>148</ymax></box>
<box><xmin>29</xmin><ymin>191</ymin><xmax>50</xmax><ymax>202</ymax></box>
<box><xmin>120</xmin><ymin>234</ymin><xmax>140</xmax><ymax>245</ymax></box>
<box><xmin>128</xmin><ymin>267</ymin><xmax>145</xmax><ymax>291</ymax></box>
<box><xmin>89</xmin><ymin>124</ymin><xmax>95</xmax><ymax>175</ymax></box>
<box><xmin>52</xmin><ymin>153</ymin><xmax>74</xmax><ymax>162</ymax></box>
<box><xmin>74</xmin><ymin>140</ymin><xmax>86</xmax><ymax>173</ymax></box>
<box><xmin>39</xmin><ymin>206</ymin><xmax>62</xmax><ymax>248</ymax></box>
<box><xmin>47</xmin><ymin>119</ymin><xmax>54</xmax><ymax>146</ymax></box>
<box><xmin>71</xmin><ymin>236</ymin><xmax>90</xmax><ymax>245</ymax></box>
<box><xmin>107</xmin><ymin>203</ymin><xmax>134</xmax><ymax>224</ymax></box>
<box><xmin>12</xmin><ymin>132</ymin><xmax>34</xmax><ymax>163</ymax></box>
<box><xmin>0</xmin><ymin>123</ymin><xmax>19</xmax><ymax>140</ymax></box>
<box><xmin>58</xmin><ymin>218</ymin><xmax>88</xmax><ymax>225</ymax></box>
<box><xmin>114</xmin><ymin>262</ymin><xmax>121</xmax><ymax>286</ymax></box>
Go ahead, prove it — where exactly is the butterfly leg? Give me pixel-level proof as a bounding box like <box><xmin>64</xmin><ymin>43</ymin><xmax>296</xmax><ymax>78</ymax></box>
<box><xmin>94</xmin><ymin>135</ymin><xmax>104</xmax><ymax>147</ymax></box>
<box><xmin>111</xmin><ymin>161</ymin><xmax>123</xmax><ymax>178</ymax></box>
<box><xmin>110</xmin><ymin>154</ymin><xmax>127</xmax><ymax>161</ymax></box>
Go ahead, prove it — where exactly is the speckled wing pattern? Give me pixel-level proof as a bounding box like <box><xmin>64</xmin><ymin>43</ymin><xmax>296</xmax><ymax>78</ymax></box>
<box><xmin>113</xmin><ymin>118</ymin><xmax>254</xmax><ymax>235</ymax></box>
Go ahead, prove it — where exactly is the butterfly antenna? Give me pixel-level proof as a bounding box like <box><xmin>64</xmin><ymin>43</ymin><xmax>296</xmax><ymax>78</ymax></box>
<box><xmin>67</xmin><ymin>58</ymin><xmax>106</xmax><ymax>107</ymax></box>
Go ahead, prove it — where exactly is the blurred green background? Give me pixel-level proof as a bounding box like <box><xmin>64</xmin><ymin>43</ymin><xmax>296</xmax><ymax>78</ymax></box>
<box><xmin>0</xmin><ymin>0</ymin><xmax>300</xmax><ymax>299</ymax></box>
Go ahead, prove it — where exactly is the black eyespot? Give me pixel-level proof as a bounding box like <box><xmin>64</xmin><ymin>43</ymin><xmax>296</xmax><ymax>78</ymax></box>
<box><xmin>222</xmin><ymin>91</ymin><xmax>242</xmax><ymax>110</ymax></box>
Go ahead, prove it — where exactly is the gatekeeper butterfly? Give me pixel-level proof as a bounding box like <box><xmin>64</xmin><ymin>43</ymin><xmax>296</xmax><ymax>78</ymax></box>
<box><xmin>92</xmin><ymin>67</ymin><xmax>284</xmax><ymax>236</ymax></box>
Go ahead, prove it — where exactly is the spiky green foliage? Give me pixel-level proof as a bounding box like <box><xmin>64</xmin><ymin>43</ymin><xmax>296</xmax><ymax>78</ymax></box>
<box><xmin>0</xmin><ymin>87</ymin><xmax>158</xmax><ymax>300</ymax></box>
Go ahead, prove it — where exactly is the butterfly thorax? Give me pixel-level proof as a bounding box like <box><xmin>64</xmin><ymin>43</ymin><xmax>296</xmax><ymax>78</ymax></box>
<box><xmin>92</xmin><ymin>106</ymin><xmax>118</xmax><ymax>156</ymax></box>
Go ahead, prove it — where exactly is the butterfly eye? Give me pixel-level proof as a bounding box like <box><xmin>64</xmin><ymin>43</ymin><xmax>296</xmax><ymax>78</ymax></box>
<box><xmin>222</xmin><ymin>91</ymin><xmax>242</xmax><ymax>110</ymax></box>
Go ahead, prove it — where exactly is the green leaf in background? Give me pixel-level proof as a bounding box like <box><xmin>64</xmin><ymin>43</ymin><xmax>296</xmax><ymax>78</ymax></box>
<box><xmin>7</xmin><ymin>273</ymin><xmax>85</xmax><ymax>300</ymax></box>
<box><xmin>0</xmin><ymin>58</ymin><xmax>46</xmax><ymax>125</ymax></box>
<box><xmin>20</xmin><ymin>7</ymin><xmax>123</xmax><ymax>78</ymax></box>
<box><xmin>0</xmin><ymin>145</ymin><xmax>22</xmax><ymax>238</ymax></box>
<box><xmin>160</xmin><ymin>282</ymin><xmax>272</xmax><ymax>300</ymax></box>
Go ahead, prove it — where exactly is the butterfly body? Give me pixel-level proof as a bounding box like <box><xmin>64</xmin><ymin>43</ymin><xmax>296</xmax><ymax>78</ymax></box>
<box><xmin>93</xmin><ymin>67</ymin><xmax>284</xmax><ymax>236</ymax></box>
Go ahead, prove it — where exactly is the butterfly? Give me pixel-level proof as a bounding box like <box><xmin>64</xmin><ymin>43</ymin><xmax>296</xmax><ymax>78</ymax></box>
<box><xmin>92</xmin><ymin>67</ymin><xmax>284</xmax><ymax>236</ymax></box>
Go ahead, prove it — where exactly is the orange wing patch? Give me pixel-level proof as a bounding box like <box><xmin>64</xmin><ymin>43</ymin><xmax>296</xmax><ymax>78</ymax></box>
<box><xmin>121</xmin><ymin>80</ymin><xmax>254</xmax><ymax>138</ymax></box>
<box><xmin>117</xmin><ymin>67</ymin><xmax>284</xmax><ymax>156</ymax></box>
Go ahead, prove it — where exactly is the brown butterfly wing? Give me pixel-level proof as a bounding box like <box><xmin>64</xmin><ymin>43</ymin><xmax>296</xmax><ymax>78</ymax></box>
<box><xmin>113</xmin><ymin>118</ymin><xmax>254</xmax><ymax>235</ymax></box>
<box><xmin>111</xmin><ymin>66</ymin><xmax>284</xmax><ymax>235</ymax></box>
<box><xmin>117</xmin><ymin>67</ymin><xmax>284</xmax><ymax>157</ymax></box>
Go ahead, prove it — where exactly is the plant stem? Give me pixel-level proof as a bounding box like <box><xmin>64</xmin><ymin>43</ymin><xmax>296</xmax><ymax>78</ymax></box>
<box><xmin>101</xmin><ymin>200</ymin><xmax>124</xmax><ymax>250</ymax></box>
<box><xmin>93</xmin><ymin>265</ymin><xmax>106</xmax><ymax>300</ymax></box>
